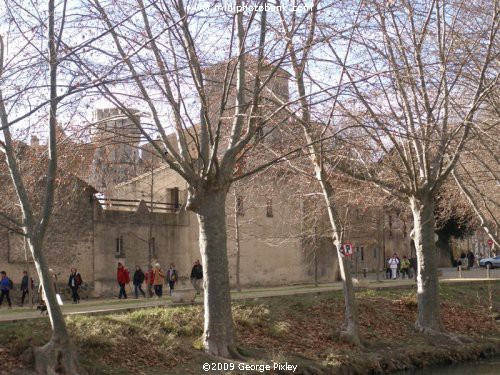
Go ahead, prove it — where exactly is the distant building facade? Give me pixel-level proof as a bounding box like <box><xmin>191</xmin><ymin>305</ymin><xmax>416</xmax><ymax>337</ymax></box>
<box><xmin>1</xmin><ymin>57</ymin><xmax>466</xmax><ymax>297</ymax></box>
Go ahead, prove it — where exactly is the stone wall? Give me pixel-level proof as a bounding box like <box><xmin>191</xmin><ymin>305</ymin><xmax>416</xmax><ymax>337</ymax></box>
<box><xmin>112</xmin><ymin>166</ymin><xmax>321</xmax><ymax>289</ymax></box>
<box><xmin>92</xmin><ymin>201</ymin><xmax>195</xmax><ymax>296</ymax></box>
<box><xmin>0</xmin><ymin>181</ymin><xmax>95</xmax><ymax>292</ymax></box>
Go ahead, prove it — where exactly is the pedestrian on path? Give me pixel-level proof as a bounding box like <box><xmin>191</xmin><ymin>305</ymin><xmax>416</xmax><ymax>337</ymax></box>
<box><xmin>167</xmin><ymin>263</ymin><xmax>178</xmax><ymax>296</ymax></box>
<box><xmin>133</xmin><ymin>266</ymin><xmax>146</xmax><ymax>298</ymax></box>
<box><xmin>190</xmin><ymin>260</ymin><xmax>203</xmax><ymax>294</ymax></box>
<box><xmin>400</xmin><ymin>256</ymin><xmax>411</xmax><ymax>279</ymax></box>
<box><xmin>388</xmin><ymin>254</ymin><xmax>399</xmax><ymax>280</ymax></box>
<box><xmin>459</xmin><ymin>252</ymin><xmax>468</xmax><ymax>270</ymax></box>
<box><xmin>0</xmin><ymin>271</ymin><xmax>13</xmax><ymax>308</ymax></box>
<box><xmin>145</xmin><ymin>268</ymin><xmax>154</xmax><ymax>297</ymax></box>
<box><xmin>395</xmin><ymin>254</ymin><xmax>401</xmax><ymax>278</ymax></box>
<box><xmin>385</xmin><ymin>257</ymin><xmax>392</xmax><ymax>279</ymax></box>
<box><xmin>467</xmin><ymin>250</ymin><xmax>475</xmax><ymax>270</ymax></box>
<box><xmin>20</xmin><ymin>271</ymin><xmax>30</xmax><ymax>306</ymax></box>
<box><xmin>153</xmin><ymin>263</ymin><xmax>165</xmax><ymax>298</ymax></box>
<box><xmin>49</xmin><ymin>269</ymin><xmax>59</xmax><ymax>294</ymax></box>
<box><xmin>68</xmin><ymin>268</ymin><xmax>82</xmax><ymax>304</ymax></box>
<box><xmin>38</xmin><ymin>269</ymin><xmax>61</xmax><ymax>308</ymax></box>
<box><xmin>117</xmin><ymin>262</ymin><xmax>129</xmax><ymax>299</ymax></box>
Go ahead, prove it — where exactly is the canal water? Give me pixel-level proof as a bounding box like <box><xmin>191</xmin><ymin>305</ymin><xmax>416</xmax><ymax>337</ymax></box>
<box><xmin>394</xmin><ymin>356</ymin><xmax>499</xmax><ymax>374</ymax></box>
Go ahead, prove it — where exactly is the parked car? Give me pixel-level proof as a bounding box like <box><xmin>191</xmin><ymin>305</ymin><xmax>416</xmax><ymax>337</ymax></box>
<box><xmin>479</xmin><ymin>256</ymin><xmax>500</xmax><ymax>269</ymax></box>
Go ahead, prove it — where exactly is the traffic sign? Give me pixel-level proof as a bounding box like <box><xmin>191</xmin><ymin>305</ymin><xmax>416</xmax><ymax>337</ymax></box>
<box><xmin>342</xmin><ymin>242</ymin><xmax>353</xmax><ymax>256</ymax></box>
<box><xmin>487</xmin><ymin>239</ymin><xmax>494</xmax><ymax>248</ymax></box>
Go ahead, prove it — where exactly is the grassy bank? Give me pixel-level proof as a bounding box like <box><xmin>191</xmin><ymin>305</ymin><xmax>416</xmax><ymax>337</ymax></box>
<box><xmin>0</xmin><ymin>282</ymin><xmax>498</xmax><ymax>374</ymax></box>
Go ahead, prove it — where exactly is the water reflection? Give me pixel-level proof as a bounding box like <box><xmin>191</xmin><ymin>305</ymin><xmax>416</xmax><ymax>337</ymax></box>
<box><xmin>394</xmin><ymin>357</ymin><xmax>499</xmax><ymax>374</ymax></box>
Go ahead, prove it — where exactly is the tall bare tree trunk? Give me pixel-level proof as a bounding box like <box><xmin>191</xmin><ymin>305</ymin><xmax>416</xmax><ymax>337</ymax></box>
<box><xmin>234</xmin><ymin>193</ymin><xmax>242</xmax><ymax>293</ymax></box>
<box><xmin>28</xmin><ymin>238</ymin><xmax>83</xmax><ymax>374</ymax></box>
<box><xmin>319</xmin><ymin>179</ymin><xmax>361</xmax><ymax>346</ymax></box>
<box><xmin>196</xmin><ymin>190</ymin><xmax>237</xmax><ymax>357</ymax></box>
<box><xmin>0</xmin><ymin>0</ymin><xmax>85</xmax><ymax>372</ymax></box>
<box><xmin>410</xmin><ymin>193</ymin><xmax>442</xmax><ymax>333</ymax></box>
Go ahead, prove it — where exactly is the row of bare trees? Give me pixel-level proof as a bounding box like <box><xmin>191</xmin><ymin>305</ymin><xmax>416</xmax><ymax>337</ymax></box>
<box><xmin>1</xmin><ymin>0</ymin><xmax>498</xmax><ymax>373</ymax></box>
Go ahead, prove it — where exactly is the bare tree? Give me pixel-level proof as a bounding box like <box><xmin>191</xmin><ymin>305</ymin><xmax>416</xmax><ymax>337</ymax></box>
<box><xmin>83</xmin><ymin>0</ymin><xmax>299</xmax><ymax>357</ymax></box>
<box><xmin>0</xmin><ymin>0</ymin><xmax>112</xmax><ymax>371</ymax></box>
<box><xmin>0</xmin><ymin>0</ymin><xmax>89</xmax><ymax>372</ymax></box>
<box><xmin>317</xmin><ymin>0</ymin><xmax>499</xmax><ymax>333</ymax></box>
<box><xmin>451</xmin><ymin>91</ymin><xmax>500</xmax><ymax>250</ymax></box>
<box><xmin>275</xmin><ymin>0</ymin><xmax>361</xmax><ymax>346</ymax></box>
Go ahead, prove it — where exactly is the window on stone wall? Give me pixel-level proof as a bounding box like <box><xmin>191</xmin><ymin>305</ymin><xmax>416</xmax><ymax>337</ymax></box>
<box><xmin>373</xmin><ymin>248</ymin><xmax>377</xmax><ymax>259</ymax></box>
<box><xmin>116</xmin><ymin>236</ymin><xmax>124</xmax><ymax>257</ymax></box>
<box><xmin>171</xmin><ymin>187</ymin><xmax>179</xmax><ymax>209</ymax></box>
<box><xmin>167</xmin><ymin>187</ymin><xmax>180</xmax><ymax>210</ymax></box>
<box><xmin>236</xmin><ymin>196</ymin><xmax>244</xmax><ymax>216</ymax></box>
<box><xmin>266</xmin><ymin>198</ymin><xmax>273</xmax><ymax>217</ymax></box>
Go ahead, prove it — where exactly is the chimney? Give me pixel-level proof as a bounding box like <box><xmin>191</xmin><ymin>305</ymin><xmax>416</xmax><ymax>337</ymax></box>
<box><xmin>30</xmin><ymin>135</ymin><xmax>39</xmax><ymax>147</ymax></box>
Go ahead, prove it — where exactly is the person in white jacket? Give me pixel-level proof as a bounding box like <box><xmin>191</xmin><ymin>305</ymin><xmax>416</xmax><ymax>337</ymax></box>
<box><xmin>388</xmin><ymin>254</ymin><xmax>399</xmax><ymax>280</ymax></box>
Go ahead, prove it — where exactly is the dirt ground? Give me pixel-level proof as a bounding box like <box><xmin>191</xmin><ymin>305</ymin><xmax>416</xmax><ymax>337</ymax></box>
<box><xmin>0</xmin><ymin>282</ymin><xmax>498</xmax><ymax>374</ymax></box>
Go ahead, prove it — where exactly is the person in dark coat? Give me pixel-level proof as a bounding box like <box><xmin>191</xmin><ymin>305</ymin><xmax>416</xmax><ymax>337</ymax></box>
<box><xmin>385</xmin><ymin>257</ymin><xmax>392</xmax><ymax>279</ymax></box>
<box><xmin>68</xmin><ymin>268</ymin><xmax>82</xmax><ymax>304</ymax></box>
<box><xmin>133</xmin><ymin>266</ymin><xmax>146</xmax><ymax>298</ymax></box>
<box><xmin>0</xmin><ymin>271</ymin><xmax>12</xmax><ymax>308</ymax></box>
<box><xmin>190</xmin><ymin>260</ymin><xmax>203</xmax><ymax>294</ymax></box>
<box><xmin>20</xmin><ymin>271</ymin><xmax>30</xmax><ymax>305</ymax></box>
<box><xmin>117</xmin><ymin>262</ymin><xmax>129</xmax><ymax>299</ymax></box>
<box><xmin>166</xmin><ymin>263</ymin><xmax>178</xmax><ymax>296</ymax></box>
<box><xmin>467</xmin><ymin>250</ymin><xmax>475</xmax><ymax>270</ymax></box>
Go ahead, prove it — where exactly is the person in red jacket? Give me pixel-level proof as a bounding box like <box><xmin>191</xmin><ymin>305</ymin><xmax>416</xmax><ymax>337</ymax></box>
<box><xmin>144</xmin><ymin>268</ymin><xmax>154</xmax><ymax>297</ymax></box>
<box><xmin>117</xmin><ymin>262</ymin><xmax>129</xmax><ymax>299</ymax></box>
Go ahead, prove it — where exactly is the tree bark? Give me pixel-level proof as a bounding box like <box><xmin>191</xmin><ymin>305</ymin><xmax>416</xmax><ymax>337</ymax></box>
<box><xmin>234</xmin><ymin>193</ymin><xmax>242</xmax><ymax>293</ymax></box>
<box><xmin>28</xmin><ymin>238</ymin><xmax>84</xmax><ymax>374</ymax></box>
<box><xmin>319</xmin><ymin>179</ymin><xmax>361</xmax><ymax>346</ymax></box>
<box><xmin>336</xmin><ymin>246</ymin><xmax>360</xmax><ymax>345</ymax></box>
<box><xmin>410</xmin><ymin>193</ymin><xmax>443</xmax><ymax>333</ymax></box>
<box><xmin>196</xmin><ymin>190</ymin><xmax>237</xmax><ymax>357</ymax></box>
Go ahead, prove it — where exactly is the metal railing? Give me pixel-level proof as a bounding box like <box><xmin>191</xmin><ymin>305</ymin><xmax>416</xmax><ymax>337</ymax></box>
<box><xmin>96</xmin><ymin>197</ymin><xmax>180</xmax><ymax>212</ymax></box>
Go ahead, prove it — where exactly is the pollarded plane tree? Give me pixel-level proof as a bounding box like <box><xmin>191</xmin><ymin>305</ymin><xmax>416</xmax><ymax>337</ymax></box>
<box><xmin>317</xmin><ymin>0</ymin><xmax>499</xmax><ymax>333</ymax></box>
<box><xmin>0</xmin><ymin>0</ymin><xmax>107</xmax><ymax>373</ymax></box>
<box><xmin>81</xmin><ymin>0</ymin><xmax>301</xmax><ymax>357</ymax></box>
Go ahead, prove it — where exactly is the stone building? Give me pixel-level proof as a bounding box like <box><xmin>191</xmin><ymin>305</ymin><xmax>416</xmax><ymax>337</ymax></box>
<box><xmin>90</xmin><ymin>108</ymin><xmax>143</xmax><ymax>194</ymax></box>
<box><xmin>0</xmin><ymin>58</ymin><xmax>436</xmax><ymax>296</ymax></box>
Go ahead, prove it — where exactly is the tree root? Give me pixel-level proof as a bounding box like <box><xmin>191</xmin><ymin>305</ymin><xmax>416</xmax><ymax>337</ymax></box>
<box><xmin>339</xmin><ymin>329</ymin><xmax>363</xmax><ymax>348</ymax></box>
<box><xmin>25</xmin><ymin>339</ymin><xmax>87</xmax><ymax>375</ymax></box>
<box><xmin>414</xmin><ymin>324</ymin><xmax>474</xmax><ymax>344</ymax></box>
<box><xmin>227</xmin><ymin>345</ymin><xmax>246</xmax><ymax>361</ymax></box>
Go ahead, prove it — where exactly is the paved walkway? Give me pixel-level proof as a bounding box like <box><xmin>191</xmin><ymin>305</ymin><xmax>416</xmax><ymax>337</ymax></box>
<box><xmin>0</xmin><ymin>267</ymin><xmax>497</xmax><ymax>323</ymax></box>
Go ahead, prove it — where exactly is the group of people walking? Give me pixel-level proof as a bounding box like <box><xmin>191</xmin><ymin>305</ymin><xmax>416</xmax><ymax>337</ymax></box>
<box><xmin>0</xmin><ymin>267</ymin><xmax>83</xmax><ymax>309</ymax></box>
<box><xmin>386</xmin><ymin>254</ymin><xmax>416</xmax><ymax>280</ymax></box>
<box><xmin>455</xmin><ymin>251</ymin><xmax>476</xmax><ymax>270</ymax></box>
<box><xmin>117</xmin><ymin>260</ymin><xmax>203</xmax><ymax>300</ymax></box>
<box><xmin>0</xmin><ymin>259</ymin><xmax>204</xmax><ymax>308</ymax></box>
<box><xmin>117</xmin><ymin>262</ymin><xmax>178</xmax><ymax>300</ymax></box>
